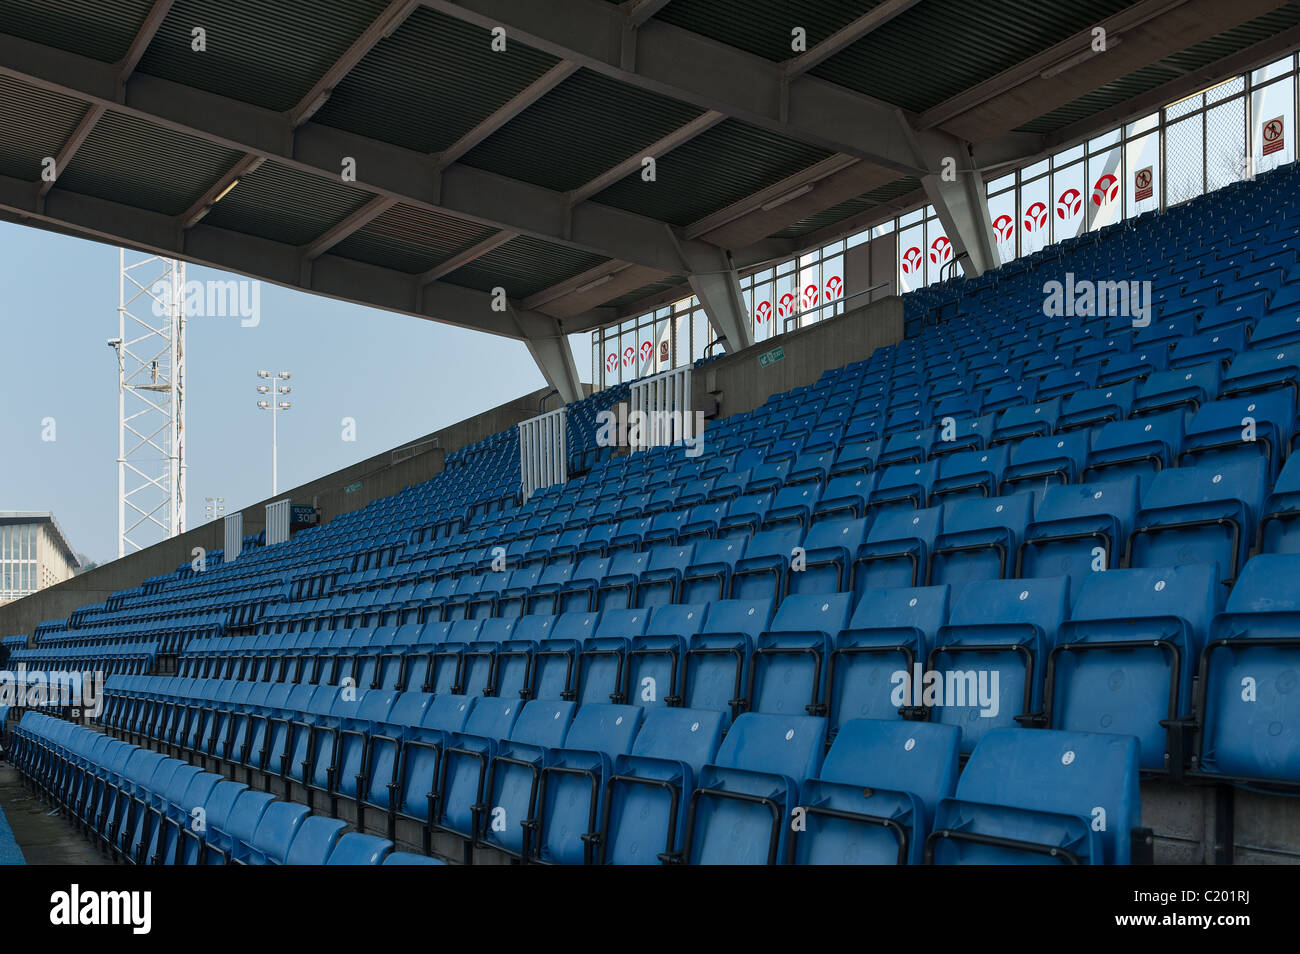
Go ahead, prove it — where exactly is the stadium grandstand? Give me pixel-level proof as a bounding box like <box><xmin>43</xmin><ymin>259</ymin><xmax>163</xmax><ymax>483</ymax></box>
<box><xmin>0</xmin><ymin>0</ymin><xmax>1297</xmax><ymax>923</ymax></box>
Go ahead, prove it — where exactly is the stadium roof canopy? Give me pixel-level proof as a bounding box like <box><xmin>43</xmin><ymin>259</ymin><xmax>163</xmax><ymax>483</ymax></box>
<box><xmin>1</xmin><ymin>0</ymin><xmax>1298</xmax><ymax>400</ymax></box>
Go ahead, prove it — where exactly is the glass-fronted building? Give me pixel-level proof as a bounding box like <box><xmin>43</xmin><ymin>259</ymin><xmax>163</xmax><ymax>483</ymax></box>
<box><xmin>0</xmin><ymin>512</ymin><xmax>79</xmax><ymax>605</ymax></box>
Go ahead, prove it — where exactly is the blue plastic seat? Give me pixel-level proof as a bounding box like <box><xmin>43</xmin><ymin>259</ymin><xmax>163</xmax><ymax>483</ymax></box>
<box><xmin>1083</xmin><ymin>410</ymin><xmax>1183</xmax><ymax>495</ymax></box>
<box><xmin>791</xmin><ymin>719</ymin><xmax>959</xmax><ymax>865</ymax></box>
<box><xmin>431</xmin><ymin>698</ymin><xmax>522</xmax><ymax>847</ymax></box>
<box><xmin>682</xmin><ymin>598</ymin><xmax>774</xmax><ymax>725</ymax></box>
<box><xmin>599</xmin><ymin>707</ymin><xmax>726</xmax><ymax>865</ymax></box>
<box><xmin>851</xmin><ymin>506</ymin><xmax>942</xmax><ymax>595</ymax></box>
<box><xmin>1222</xmin><ymin>345</ymin><xmax>1300</xmax><ymax>399</ymax></box>
<box><xmin>1019</xmin><ymin>476</ymin><xmax>1139</xmax><ymax>590</ymax></box>
<box><xmin>634</xmin><ymin>542</ymin><xmax>694</xmax><ymax>607</ymax></box>
<box><xmin>1196</xmin><ymin>554</ymin><xmax>1300</xmax><ymax>786</ymax></box>
<box><xmin>1000</xmin><ymin>431</ymin><xmax>1090</xmax><ymax>498</ymax></box>
<box><xmin>575</xmin><ymin>608</ymin><xmax>651</xmax><ymax>706</ymax></box>
<box><xmin>533</xmin><ymin>703</ymin><xmax>644</xmax><ymax>864</ymax></box>
<box><xmin>530</xmin><ymin>612</ymin><xmax>599</xmax><ymax>702</ymax></box>
<box><xmin>931</xmin><ymin>445</ymin><xmax>1009</xmax><ymax>503</ymax></box>
<box><xmin>679</xmin><ymin>537</ymin><xmax>747</xmax><ymax>603</ymax></box>
<box><xmin>868</xmin><ymin>461</ymin><xmax>937</xmax><ymax>512</ymax></box>
<box><xmin>927</xmin><ymin>729</ymin><xmax>1140</xmax><ymax>865</ymax></box>
<box><xmin>827</xmin><ymin>584</ymin><xmax>950</xmax><ymax>736</ymax></box>
<box><xmin>929</xmin><ymin>494</ymin><xmax>1033</xmax><ymax>599</ymax></box>
<box><xmin>1178</xmin><ymin>391</ymin><xmax>1295</xmax><ymax>480</ymax></box>
<box><xmin>683</xmin><ymin>713</ymin><xmax>826</xmax><ymax>865</ymax></box>
<box><xmin>730</xmin><ymin>527</ymin><xmax>804</xmax><ymax>601</ymax></box>
<box><xmin>1046</xmin><ymin>564</ymin><xmax>1224</xmax><ymax>773</ymax></box>
<box><xmin>326</xmin><ymin>831</ymin><xmax>393</xmax><ymax>865</ymax></box>
<box><xmin>479</xmin><ymin>700</ymin><xmax>576</xmax><ymax>859</ymax></box>
<box><xmin>786</xmin><ymin>516</ymin><xmax>869</xmax><ymax>595</ymax></box>
<box><xmin>813</xmin><ymin>473</ymin><xmax>875</xmax><ymax>520</ymax></box>
<box><xmin>1129</xmin><ymin>458</ymin><xmax>1267</xmax><ymax>584</ymax></box>
<box><xmin>748</xmin><ymin>593</ymin><xmax>854</xmax><ymax>718</ymax></box>
<box><xmin>1058</xmin><ymin>380</ymin><xmax>1136</xmax><ymax>434</ymax></box>
<box><xmin>928</xmin><ymin>576</ymin><xmax>1070</xmax><ymax>753</ymax></box>
<box><xmin>1261</xmin><ymin>453</ymin><xmax>1300</xmax><ymax>553</ymax></box>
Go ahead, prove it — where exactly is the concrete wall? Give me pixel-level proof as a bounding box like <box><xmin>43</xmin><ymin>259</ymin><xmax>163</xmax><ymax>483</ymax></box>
<box><xmin>0</xmin><ymin>383</ymin><xmax>577</xmax><ymax>641</ymax></box>
<box><xmin>695</xmin><ymin>294</ymin><xmax>904</xmax><ymax>421</ymax></box>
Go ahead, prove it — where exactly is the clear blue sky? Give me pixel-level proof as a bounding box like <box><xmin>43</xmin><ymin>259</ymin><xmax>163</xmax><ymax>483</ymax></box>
<box><xmin>0</xmin><ymin>221</ymin><xmax>590</xmax><ymax>567</ymax></box>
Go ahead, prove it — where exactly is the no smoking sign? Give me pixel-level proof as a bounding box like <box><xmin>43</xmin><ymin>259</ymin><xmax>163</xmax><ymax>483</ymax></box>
<box><xmin>1263</xmin><ymin>116</ymin><xmax>1284</xmax><ymax>156</ymax></box>
<box><xmin>1134</xmin><ymin>166</ymin><xmax>1153</xmax><ymax>201</ymax></box>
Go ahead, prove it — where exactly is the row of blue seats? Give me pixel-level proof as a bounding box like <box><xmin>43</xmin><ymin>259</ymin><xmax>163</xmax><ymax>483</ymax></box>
<box><xmin>73</xmin><ymin>695</ymin><xmax>1144</xmax><ymax>865</ymax></box>
<box><xmin>7</xmin><ymin>642</ymin><xmax>161</xmax><ymax>675</ymax></box>
<box><xmin>116</xmin><ymin>554</ymin><xmax>1300</xmax><ymax>784</ymax></box>
<box><xmin>263</xmin><ymin>462</ymin><xmax>1289</xmax><ymax>638</ymax></box>
<box><xmin>8</xmin><ymin>713</ymin><xmax>438</xmax><ymax>866</ymax></box>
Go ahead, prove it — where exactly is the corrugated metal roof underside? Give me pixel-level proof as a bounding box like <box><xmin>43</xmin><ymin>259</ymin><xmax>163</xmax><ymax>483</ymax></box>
<box><xmin>56</xmin><ymin>110</ymin><xmax>244</xmax><ymax>216</ymax></box>
<box><xmin>458</xmin><ymin>70</ymin><xmax>706</xmax><ymax>193</ymax></box>
<box><xmin>593</xmin><ymin>119</ymin><xmax>833</xmax><ymax>227</ymax></box>
<box><xmin>771</xmin><ymin>176</ymin><xmax>921</xmax><ymax>240</ymax></box>
<box><xmin>331</xmin><ymin>203</ymin><xmax>501</xmax><ymax>275</ymax></box>
<box><xmin>1015</xmin><ymin>64</ymin><xmax>1182</xmax><ymax>134</ymax></box>
<box><xmin>1018</xmin><ymin>7</ymin><xmax>1300</xmax><ymax>134</ymax></box>
<box><xmin>0</xmin><ymin>0</ymin><xmax>158</xmax><ymax>63</ymax></box>
<box><xmin>442</xmin><ymin>235</ymin><xmax>610</xmax><ymax>299</ymax></box>
<box><xmin>604</xmin><ymin>274</ymin><xmax>689</xmax><ymax>310</ymax></box>
<box><xmin>0</xmin><ymin>75</ymin><xmax>89</xmax><ymax>181</ymax></box>
<box><xmin>201</xmin><ymin>159</ymin><xmax>375</xmax><ymax>246</ymax></box>
<box><xmin>811</xmin><ymin>0</ymin><xmax>1137</xmax><ymax>113</ymax></box>
<box><xmin>650</xmin><ymin>0</ymin><xmax>888</xmax><ymax>64</ymax></box>
<box><xmin>134</xmin><ymin>0</ymin><xmax>397</xmax><ymax>112</ymax></box>
<box><xmin>1162</xmin><ymin>6</ymin><xmax>1300</xmax><ymax>72</ymax></box>
<box><xmin>312</xmin><ymin>7</ymin><xmax>561</xmax><ymax>154</ymax></box>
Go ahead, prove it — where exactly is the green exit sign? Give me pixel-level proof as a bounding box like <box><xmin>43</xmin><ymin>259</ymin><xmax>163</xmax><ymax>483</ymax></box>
<box><xmin>344</xmin><ymin>481</ymin><xmax>363</xmax><ymax>494</ymax></box>
<box><xmin>758</xmin><ymin>346</ymin><xmax>786</xmax><ymax>368</ymax></box>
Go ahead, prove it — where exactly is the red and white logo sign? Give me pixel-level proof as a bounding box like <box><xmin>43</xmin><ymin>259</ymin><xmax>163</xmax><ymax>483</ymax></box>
<box><xmin>777</xmin><ymin>292</ymin><xmax>797</xmax><ymax>319</ymax></box>
<box><xmin>1023</xmin><ymin>201</ymin><xmax>1048</xmax><ymax>233</ymax></box>
<box><xmin>1263</xmin><ymin>116</ymin><xmax>1285</xmax><ymax>156</ymax></box>
<box><xmin>754</xmin><ymin>300</ymin><xmax>772</xmax><ymax>324</ymax></box>
<box><xmin>802</xmin><ymin>283</ymin><xmax>820</xmax><ymax>310</ymax></box>
<box><xmin>1056</xmin><ymin>188</ymin><xmax>1082</xmax><ymax>219</ymax></box>
<box><xmin>1134</xmin><ymin>166</ymin><xmax>1153</xmax><ymax>201</ymax></box>
<box><xmin>992</xmin><ymin>214</ymin><xmax>1014</xmax><ymax>242</ymax></box>
<box><xmin>605</xmin><ymin>353</ymin><xmax>618</xmax><ymax>373</ymax></box>
<box><xmin>901</xmin><ymin>246</ymin><xmax>923</xmax><ymax>275</ymax></box>
<box><xmin>929</xmin><ymin>236</ymin><xmax>952</xmax><ymax>266</ymax></box>
<box><xmin>1091</xmin><ymin>173</ymin><xmax>1119</xmax><ymax>206</ymax></box>
<box><xmin>825</xmin><ymin>275</ymin><xmax>843</xmax><ymax>299</ymax></box>
<box><xmin>639</xmin><ymin>340</ymin><xmax>653</xmax><ymax>363</ymax></box>
<box><xmin>622</xmin><ymin>346</ymin><xmax>635</xmax><ymax>368</ymax></box>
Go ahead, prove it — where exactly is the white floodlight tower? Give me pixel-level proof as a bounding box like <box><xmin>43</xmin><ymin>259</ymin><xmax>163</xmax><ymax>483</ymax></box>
<box><xmin>112</xmin><ymin>250</ymin><xmax>186</xmax><ymax>559</ymax></box>
<box><xmin>256</xmin><ymin>370</ymin><xmax>292</xmax><ymax>495</ymax></box>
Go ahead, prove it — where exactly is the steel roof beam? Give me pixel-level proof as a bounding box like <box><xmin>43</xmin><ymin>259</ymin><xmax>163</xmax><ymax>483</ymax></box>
<box><xmin>304</xmin><ymin>195</ymin><xmax>396</xmax><ymax>259</ymax></box>
<box><xmin>0</xmin><ymin>172</ymin><xmax>562</xmax><ymax>341</ymax></box>
<box><xmin>783</xmin><ymin>0</ymin><xmax>923</xmax><ymax>79</ymax></box>
<box><xmin>437</xmin><ymin>61</ymin><xmax>579</xmax><ymax>167</ymax></box>
<box><xmin>289</xmin><ymin>0</ymin><xmax>421</xmax><ymax>126</ymax></box>
<box><xmin>421</xmin><ymin>0</ymin><xmax>930</xmax><ymax>176</ymax></box>
<box><xmin>920</xmin><ymin>0</ymin><xmax>1287</xmax><ymax>140</ymax></box>
<box><xmin>0</xmin><ymin>33</ymin><xmax>728</xmax><ymax>277</ymax></box>
<box><xmin>418</xmin><ymin>229</ymin><xmax>518</xmax><ymax>284</ymax></box>
<box><xmin>37</xmin><ymin>0</ymin><xmax>173</xmax><ymax>203</ymax></box>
